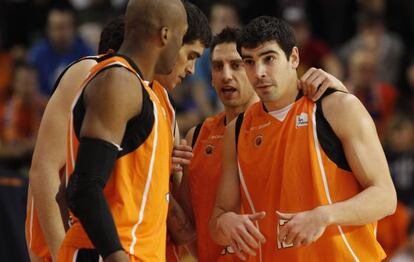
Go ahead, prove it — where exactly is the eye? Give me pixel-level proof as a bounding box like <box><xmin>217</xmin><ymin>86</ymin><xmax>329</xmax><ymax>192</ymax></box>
<box><xmin>265</xmin><ymin>55</ymin><xmax>276</xmax><ymax>63</ymax></box>
<box><xmin>212</xmin><ymin>63</ymin><xmax>223</xmax><ymax>71</ymax></box>
<box><xmin>231</xmin><ymin>62</ymin><xmax>242</xmax><ymax>70</ymax></box>
<box><xmin>243</xmin><ymin>59</ymin><xmax>255</xmax><ymax>66</ymax></box>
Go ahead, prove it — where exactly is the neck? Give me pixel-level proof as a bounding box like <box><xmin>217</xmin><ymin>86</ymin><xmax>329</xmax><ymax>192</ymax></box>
<box><xmin>224</xmin><ymin>93</ymin><xmax>259</xmax><ymax>123</ymax></box>
<box><xmin>118</xmin><ymin>42</ymin><xmax>157</xmax><ymax>81</ymax></box>
<box><xmin>264</xmin><ymin>79</ymin><xmax>298</xmax><ymax>111</ymax></box>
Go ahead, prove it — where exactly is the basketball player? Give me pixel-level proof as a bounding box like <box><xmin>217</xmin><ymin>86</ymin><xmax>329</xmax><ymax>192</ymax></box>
<box><xmin>178</xmin><ymin>27</ymin><xmax>349</xmax><ymax>261</ymax></box>
<box><xmin>58</xmin><ymin>0</ymin><xmax>188</xmax><ymax>260</ymax></box>
<box><xmin>28</xmin><ymin>2</ymin><xmax>211</xmax><ymax>260</ymax></box>
<box><xmin>209</xmin><ymin>16</ymin><xmax>396</xmax><ymax>261</ymax></box>
<box><xmin>26</xmin><ymin>17</ymin><xmax>125</xmax><ymax>262</ymax></box>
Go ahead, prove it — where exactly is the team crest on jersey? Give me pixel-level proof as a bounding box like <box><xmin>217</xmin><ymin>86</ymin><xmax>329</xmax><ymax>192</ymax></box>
<box><xmin>204</xmin><ymin>144</ymin><xmax>214</xmax><ymax>155</ymax></box>
<box><xmin>254</xmin><ymin>134</ymin><xmax>263</xmax><ymax>147</ymax></box>
<box><xmin>296</xmin><ymin>113</ymin><xmax>308</xmax><ymax>128</ymax></box>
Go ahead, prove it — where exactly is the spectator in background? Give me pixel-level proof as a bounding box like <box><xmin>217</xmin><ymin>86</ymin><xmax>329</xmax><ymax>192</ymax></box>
<box><xmin>283</xmin><ymin>6</ymin><xmax>344</xmax><ymax>79</ymax></box>
<box><xmin>340</xmin><ymin>11</ymin><xmax>404</xmax><ymax>85</ymax></box>
<box><xmin>384</xmin><ymin>114</ymin><xmax>414</xmax><ymax>212</ymax></box>
<box><xmin>345</xmin><ymin>48</ymin><xmax>397</xmax><ymax>138</ymax></box>
<box><xmin>28</xmin><ymin>3</ymin><xmax>93</xmax><ymax>98</ymax></box>
<box><xmin>175</xmin><ymin>0</ymin><xmax>241</xmax><ymax>134</ymax></box>
<box><xmin>401</xmin><ymin>57</ymin><xmax>414</xmax><ymax>114</ymax></box>
<box><xmin>383</xmin><ymin>114</ymin><xmax>414</xmax><ymax>261</ymax></box>
<box><xmin>0</xmin><ymin>63</ymin><xmax>42</xmax><ymax>170</ymax></box>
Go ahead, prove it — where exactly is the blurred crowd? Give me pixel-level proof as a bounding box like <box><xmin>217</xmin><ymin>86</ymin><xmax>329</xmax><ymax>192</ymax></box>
<box><xmin>0</xmin><ymin>0</ymin><xmax>413</xmax><ymax>261</ymax></box>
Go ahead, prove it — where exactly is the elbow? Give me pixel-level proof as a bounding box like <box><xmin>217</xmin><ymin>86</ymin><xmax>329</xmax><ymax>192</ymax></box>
<box><xmin>386</xmin><ymin>187</ymin><xmax>397</xmax><ymax>216</ymax></box>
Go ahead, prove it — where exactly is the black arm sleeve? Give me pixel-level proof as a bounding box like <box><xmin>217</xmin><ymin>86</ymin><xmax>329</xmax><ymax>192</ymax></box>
<box><xmin>66</xmin><ymin>137</ymin><xmax>122</xmax><ymax>258</ymax></box>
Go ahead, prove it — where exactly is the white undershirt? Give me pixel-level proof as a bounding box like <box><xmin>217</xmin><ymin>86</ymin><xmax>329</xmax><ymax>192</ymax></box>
<box><xmin>268</xmin><ymin>103</ymin><xmax>294</xmax><ymax>121</ymax></box>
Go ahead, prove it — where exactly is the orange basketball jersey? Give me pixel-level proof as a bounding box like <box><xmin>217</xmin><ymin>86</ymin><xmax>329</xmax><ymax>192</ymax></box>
<box><xmin>61</xmin><ymin>54</ymin><xmax>173</xmax><ymax>261</ymax></box>
<box><xmin>236</xmin><ymin>93</ymin><xmax>386</xmax><ymax>262</ymax></box>
<box><xmin>25</xmin><ymin>56</ymin><xmax>100</xmax><ymax>260</ymax></box>
<box><xmin>150</xmin><ymin>81</ymin><xmax>180</xmax><ymax>262</ymax></box>
<box><xmin>189</xmin><ymin>112</ymin><xmax>239</xmax><ymax>262</ymax></box>
<box><xmin>151</xmin><ymin>80</ymin><xmax>176</xmax><ymax>137</ymax></box>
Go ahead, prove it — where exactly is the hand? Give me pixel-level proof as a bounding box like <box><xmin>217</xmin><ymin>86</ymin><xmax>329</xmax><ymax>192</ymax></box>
<box><xmin>104</xmin><ymin>250</ymin><xmax>129</xmax><ymax>262</ymax></box>
<box><xmin>171</xmin><ymin>139</ymin><xmax>193</xmax><ymax>173</ymax></box>
<box><xmin>276</xmin><ymin>207</ymin><xmax>330</xmax><ymax>248</ymax></box>
<box><xmin>216</xmin><ymin>211</ymin><xmax>266</xmax><ymax>260</ymax></box>
<box><xmin>298</xmin><ymin>68</ymin><xmax>348</xmax><ymax>101</ymax></box>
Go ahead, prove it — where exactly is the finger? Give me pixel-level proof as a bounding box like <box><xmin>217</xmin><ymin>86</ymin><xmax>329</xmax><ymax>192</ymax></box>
<box><xmin>172</xmin><ymin>165</ymin><xmax>183</xmax><ymax>173</ymax></box>
<box><xmin>312</xmin><ymin>80</ymin><xmax>329</xmax><ymax>101</ymax></box>
<box><xmin>292</xmin><ymin>233</ymin><xmax>304</xmax><ymax>247</ymax></box>
<box><xmin>284</xmin><ymin>229</ymin><xmax>297</xmax><ymax>246</ymax></box>
<box><xmin>300</xmin><ymin>67</ymin><xmax>317</xmax><ymax>82</ymax></box>
<box><xmin>307</xmin><ymin>74</ymin><xmax>326</xmax><ymax>98</ymax></box>
<box><xmin>172</xmin><ymin>156</ymin><xmax>191</xmax><ymax>166</ymax></box>
<box><xmin>297</xmin><ymin>79</ymin><xmax>304</xmax><ymax>91</ymax></box>
<box><xmin>172</xmin><ymin>150</ymin><xmax>193</xmax><ymax>159</ymax></box>
<box><xmin>276</xmin><ymin>211</ymin><xmax>294</xmax><ymax>220</ymax></box>
<box><xmin>301</xmin><ymin>237</ymin><xmax>313</xmax><ymax>246</ymax></box>
<box><xmin>230</xmin><ymin>239</ymin><xmax>246</xmax><ymax>261</ymax></box>
<box><xmin>173</xmin><ymin>144</ymin><xmax>193</xmax><ymax>151</ymax></box>
<box><xmin>238</xmin><ymin>226</ymin><xmax>260</xmax><ymax>249</ymax></box>
<box><xmin>245</xmin><ymin>221</ymin><xmax>266</xmax><ymax>243</ymax></box>
<box><xmin>180</xmin><ymin>138</ymin><xmax>188</xmax><ymax>146</ymax></box>
<box><xmin>248</xmin><ymin>211</ymin><xmax>266</xmax><ymax>221</ymax></box>
<box><xmin>233</xmin><ymin>234</ymin><xmax>256</xmax><ymax>256</ymax></box>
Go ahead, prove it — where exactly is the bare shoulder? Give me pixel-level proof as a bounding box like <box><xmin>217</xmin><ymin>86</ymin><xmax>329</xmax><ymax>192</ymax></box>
<box><xmin>58</xmin><ymin>59</ymin><xmax>97</xmax><ymax>93</ymax></box>
<box><xmin>83</xmin><ymin>66</ymin><xmax>144</xmax><ymax>117</ymax></box>
<box><xmin>321</xmin><ymin>92</ymin><xmax>375</xmax><ymax>139</ymax></box>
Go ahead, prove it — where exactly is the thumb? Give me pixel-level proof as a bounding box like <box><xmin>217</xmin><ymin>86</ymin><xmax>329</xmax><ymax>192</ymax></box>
<box><xmin>180</xmin><ymin>138</ymin><xmax>188</xmax><ymax>146</ymax></box>
<box><xmin>248</xmin><ymin>211</ymin><xmax>266</xmax><ymax>221</ymax></box>
<box><xmin>276</xmin><ymin>210</ymin><xmax>294</xmax><ymax>220</ymax></box>
<box><xmin>297</xmin><ymin>79</ymin><xmax>303</xmax><ymax>90</ymax></box>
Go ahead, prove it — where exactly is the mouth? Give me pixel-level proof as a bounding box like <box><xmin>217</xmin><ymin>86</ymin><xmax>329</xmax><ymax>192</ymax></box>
<box><xmin>255</xmin><ymin>84</ymin><xmax>273</xmax><ymax>90</ymax></box>
<box><xmin>221</xmin><ymin>86</ymin><xmax>237</xmax><ymax>94</ymax></box>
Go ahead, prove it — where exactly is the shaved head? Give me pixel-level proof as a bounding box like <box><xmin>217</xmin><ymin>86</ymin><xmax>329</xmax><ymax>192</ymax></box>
<box><xmin>123</xmin><ymin>0</ymin><xmax>188</xmax><ymax>75</ymax></box>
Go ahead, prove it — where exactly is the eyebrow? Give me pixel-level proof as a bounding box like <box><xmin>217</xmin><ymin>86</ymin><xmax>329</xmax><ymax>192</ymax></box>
<box><xmin>258</xmin><ymin>50</ymin><xmax>279</xmax><ymax>57</ymax></box>
<box><xmin>242</xmin><ymin>49</ymin><xmax>279</xmax><ymax>59</ymax></box>
<box><xmin>211</xmin><ymin>59</ymin><xmax>242</xmax><ymax>64</ymax></box>
<box><xmin>191</xmin><ymin>51</ymin><xmax>202</xmax><ymax>58</ymax></box>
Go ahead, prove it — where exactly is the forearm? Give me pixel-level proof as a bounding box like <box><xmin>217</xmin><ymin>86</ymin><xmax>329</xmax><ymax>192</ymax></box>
<box><xmin>167</xmin><ymin>195</ymin><xmax>196</xmax><ymax>245</ymax></box>
<box><xmin>67</xmin><ymin>176</ymin><xmax>123</xmax><ymax>257</ymax></box>
<box><xmin>320</xmin><ymin>185</ymin><xmax>396</xmax><ymax>226</ymax></box>
<box><xmin>29</xmin><ymin>167</ymin><xmax>66</xmax><ymax>259</ymax></box>
<box><xmin>66</xmin><ymin>138</ymin><xmax>123</xmax><ymax>258</ymax></box>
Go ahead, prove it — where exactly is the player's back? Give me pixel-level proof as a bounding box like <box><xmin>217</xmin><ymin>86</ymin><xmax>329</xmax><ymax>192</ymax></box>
<box><xmin>26</xmin><ymin>56</ymin><xmax>99</xmax><ymax>260</ymax></box>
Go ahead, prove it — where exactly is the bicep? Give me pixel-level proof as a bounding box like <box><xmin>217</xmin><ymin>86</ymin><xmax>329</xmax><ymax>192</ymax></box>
<box><xmin>30</xmin><ymin>84</ymin><xmax>74</xmax><ymax>173</ymax></box>
<box><xmin>80</xmin><ymin>69</ymin><xmax>141</xmax><ymax>145</ymax></box>
<box><xmin>324</xmin><ymin>94</ymin><xmax>392</xmax><ymax>188</ymax></box>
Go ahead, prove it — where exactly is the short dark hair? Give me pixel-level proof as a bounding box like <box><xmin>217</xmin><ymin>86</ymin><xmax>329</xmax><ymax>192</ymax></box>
<box><xmin>210</xmin><ymin>27</ymin><xmax>241</xmax><ymax>59</ymax></box>
<box><xmin>237</xmin><ymin>16</ymin><xmax>296</xmax><ymax>59</ymax></box>
<box><xmin>183</xmin><ymin>1</ymin><xmax>212</xmax><ymax>47</ymax></box>
<box><xmin>98</xmin><ymin>16</ymin><xmax>125</xmax><ymax>54</ymax></box>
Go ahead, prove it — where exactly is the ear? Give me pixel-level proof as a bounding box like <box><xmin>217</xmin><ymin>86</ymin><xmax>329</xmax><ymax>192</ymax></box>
<box><xmin>290</xmin><ymin>46</ymin><xmax>300</xmax><ymax>69</ymax></box>
<box><xmin>160</xmin><ymin>26</ymin><xmax>169</xmax><ymax>46</ymax></box>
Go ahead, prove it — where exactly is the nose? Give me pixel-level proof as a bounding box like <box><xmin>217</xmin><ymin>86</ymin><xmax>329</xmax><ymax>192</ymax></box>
<box><xmin>254</xmin><ymin>62</ymin><xmax>266</xmax><ymax>80</ymax></box>
<box><xmin>222</xmin><ymin>64</ymin><xmax>232</xmax><ymax>82</ymax></box>
<box><xmin>186</xmin><ymin>60</ymin><xmax>195</xmax><ymax>76</ymax></box>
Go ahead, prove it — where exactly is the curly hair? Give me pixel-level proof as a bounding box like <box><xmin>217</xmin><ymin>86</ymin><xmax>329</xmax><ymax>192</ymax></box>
<box><xmin>210</xmin><ymin>27</ymin><xmax>241</xmax><ymax>58</ymax></box>
<box><xmin>183</xmin><ymin>1</ymin><xmax>212</xmax><ymax>47</ymax></box>
<box><xmin>237</xmin><ymin>16</ymin><xmax>296</xmax><ymax>59</ymax></box>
